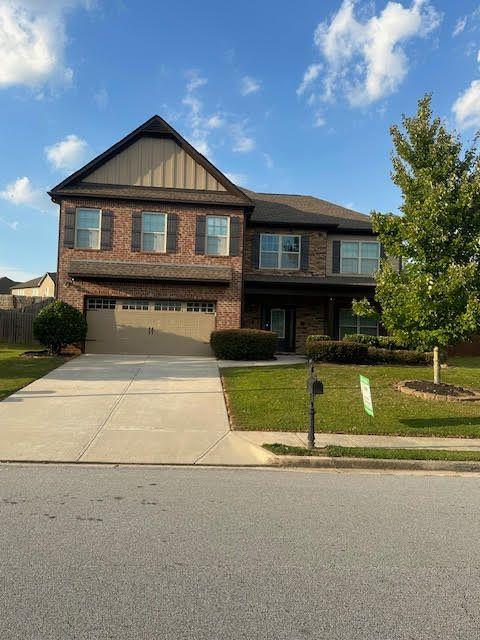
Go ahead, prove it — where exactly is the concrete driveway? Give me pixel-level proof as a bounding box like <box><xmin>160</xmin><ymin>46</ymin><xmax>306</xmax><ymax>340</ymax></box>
<box><xmin>0</xmin><ymin>355</ymin><xmax>271</xmax><ymax>465</ymax></box>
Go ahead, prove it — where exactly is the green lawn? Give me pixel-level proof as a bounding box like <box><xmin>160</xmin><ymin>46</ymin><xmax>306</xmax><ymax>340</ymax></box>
<box><xmin>0</xmin><ymin>343</ymin><xmax>65</xmax><ymax>401</ymax></box>
<box><xmin>221</xmin><ymin>357</ymin><xmax>480</xmax><ymax>438</ymax></box>
<box><xmin>263</xmin><ymin>443</ymin><xmax>480</xmax><ymax>461</ymax></box>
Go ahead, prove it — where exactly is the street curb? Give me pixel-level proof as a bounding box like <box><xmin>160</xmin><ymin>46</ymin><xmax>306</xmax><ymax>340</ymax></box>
<box><xmin>271</xmin><ymin>455</ymin><xmax>480</xmax><ymax>473</ymax></box>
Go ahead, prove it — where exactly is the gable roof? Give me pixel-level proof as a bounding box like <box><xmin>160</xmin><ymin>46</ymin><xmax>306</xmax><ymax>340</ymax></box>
<box><xmin>243</xmin><ymin>189</ymin><xmax>373</xmax><ymax>231</ymax></box>
<box><xmin>11</xmin><ymin>272</ymin><xmax>56</xmax><ymax>290</ymax></box>
<box><xmin>49</xmin><ymin>115</ymin><xmax>252</xmax><ymax>207</ymax></box>
<box><xmin>0</xmin><ymin>276</ymin><xmax>18</xmax><ymax>294</ymax></box>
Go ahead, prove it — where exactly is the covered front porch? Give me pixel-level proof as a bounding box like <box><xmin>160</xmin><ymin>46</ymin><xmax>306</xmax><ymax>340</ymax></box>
<box><xmin>243</xmin><ymin>276</ymin><xmax>377</xmax><ymax>353</ymax></box>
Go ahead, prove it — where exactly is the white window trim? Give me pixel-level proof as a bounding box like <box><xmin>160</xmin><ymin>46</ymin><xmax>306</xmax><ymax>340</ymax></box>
<box><xmin>259</xmin><ymin>234</ymin><xmax>301</xmax><ymax>270</ymax></box>
<box><xmin>141</xmin><ymin>211</ymin><xmax>167</xmax><ymax>253</ymax></box>
<box><xmin>205</xmin><ymin>215</ymin><xmax>230</xmax><ymax>256</ymax></box>
<box><xmin>339</xmin><ymin>309</ymin><xmax>379</xmax><ymax>337</ymax></box>
<box><xmin>75</xmin><ymin>207</ymin><xmax>102</xmax><ymax>250</ymax></box>
<box><xmin>340</xmin><ymin>240</ymin><xmax>380</xmax><ymax>275</ymax></box>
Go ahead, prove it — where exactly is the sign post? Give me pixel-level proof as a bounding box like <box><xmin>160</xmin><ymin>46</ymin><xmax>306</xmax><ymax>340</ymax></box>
<box><xmin>359</xmin><ymin>374</ymin><xmax>374</xmax><ymax>417</ymax></box>
<box><xmin>307</xmin><ymin>362</ymin><xmax>323</xmax><ymax>449</ymax></box>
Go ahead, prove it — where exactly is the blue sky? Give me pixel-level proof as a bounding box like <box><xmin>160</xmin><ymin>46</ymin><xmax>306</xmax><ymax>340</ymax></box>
<box><xmin>0</xmin><ymin>0</ymin><xmax>479</xmax><ymax>282</ymax></box>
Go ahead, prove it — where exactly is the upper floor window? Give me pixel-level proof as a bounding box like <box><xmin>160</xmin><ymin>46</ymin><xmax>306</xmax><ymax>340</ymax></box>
<box><xmin>75</xmin><ymin>208</ymin><xmax>101</xmax><ymax>250</ymax></box>
<box><xmin>341</xmin><ymin>241</ymin><xmax>380</xmax><ymax>275</ymax></box>
<box><xmin>260</xmin><ymin>234</ymin><xmax>300</xmax><ymax>270</ymax></box>
<box><xmin>142</xmin><ymin>212</ymin><xmax>166</xmax><ymax>253</ymax></box>
<box><xmin>206</xmin><ymin>216</ymin><xmax>229</xmax><ymax>256</ymax></box>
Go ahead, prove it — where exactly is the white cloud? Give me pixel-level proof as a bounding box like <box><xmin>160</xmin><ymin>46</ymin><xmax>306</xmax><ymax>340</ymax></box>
<box><xmin>299</xmin><ymin>0</ymin><xmax>441</xmax><ymax>109</ymax></box>
<box><xmin>231</xmin><ymin>121</ymin><xmax>255</xmax><ymax>153</ymax></box>
<box><xmin>0</xmin><ymin>1</ymin><xmax>92</xmax><ymax>90</ymax></box>
<box><xmin>313</xmin><ymin>112</ymin><xmax>326</xmax><ymax>127</ymax></box>
<box><xmin>452</xmin><ymin>79</ymin><xmax>480</xmax><ymax>129</ymax></box>
<box><xmin>240</xmin><ymin>76</ymin><xmax>261</xmax><ymax>96</ymax></box>
<box><xmin>453</xmin><ymin>15</ymin><xmax>467</xmax><ymax>37</ymax></box>
<box><xmin>185</xmin><ymin>69</ymin><xmax>207</xmax><ymax>93</ymax></box>
<box><xmin>225</xmin><ymin>172</ymin><xmax>248</xmax><ymax>186</ymax></box>
<box><xmin>0</xmin><ymin>176</ymin><xmax>51</xmax><ymax>212</ymax></box>
<box><xmin>297</xmin><ymin>63</ymin><xmax>322</xmax><ymax>95</ymax></box>
<box><xmin>45</xmin><ymin>134</ymin><xmax>89</xmax><ymax>173</ymax></box>
<box><xmin>263</xmin><ymin>152</ymin><xmax>274</xmax><ymax>169</ymax></box>
<box><xmin>93</xmin><ymin>87</ymin><xmax>108</xmax><ymax>109</ymax></box>
<box><xmin>0</xmin><ymin>217</ymin><xmax>19</xmax><ymax>230</ymax></box>
<box><xmin>0</xmin><ymin>265</ymin><xmax>38</xmax><ymax>281</ymax></box>
<box><xmin>477</xmin><ymin>50</ymin><xmax>480</xmax><ymax>64</ymax></box>
<box><xmin>205</xmin><ymin>114</ymin><xmax>224</xmax><ymax>129</ymax></box>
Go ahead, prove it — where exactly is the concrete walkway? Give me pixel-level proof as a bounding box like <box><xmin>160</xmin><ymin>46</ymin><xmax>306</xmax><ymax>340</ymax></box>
<box><xmin>0</xmin><ymin>355</ymin><xmax>271</xmax><ymax>465</ymax></box>
<box><xmin>240</xmin><ymin>430</ymin><xmax>480</xmax><ymax>451</ymax></box>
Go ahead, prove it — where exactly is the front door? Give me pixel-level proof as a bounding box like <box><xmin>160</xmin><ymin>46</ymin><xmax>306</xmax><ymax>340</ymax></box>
<box><xmin>262</xmin><ymin>306</ymin><xmax>295</xmax><ymax>352</ymax></box>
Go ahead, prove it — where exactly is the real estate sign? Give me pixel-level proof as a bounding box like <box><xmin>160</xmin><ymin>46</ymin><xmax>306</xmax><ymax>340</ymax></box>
<box><xmin>359</xmin><ymin>375</ymin><xmax>374</xmax><ymax>417</ymax></box>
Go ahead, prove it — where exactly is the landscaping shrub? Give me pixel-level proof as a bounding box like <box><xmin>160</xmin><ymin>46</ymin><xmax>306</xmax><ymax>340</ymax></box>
<box><xmin>33</xmin><ymin>301</ymin><xmax>87</xmax><ymax>355</ymax></box>
<box><xmin>367</xmin><ymin>347</ymin><xmax>433</xmax><ymax>365</ymax></box>
<box><xmin>305</xmin><ymin>334</ymin><xmax>330</xmax><ymax>347</ymax></box>
<box><xmin>306</xmin><ymin>340</ymin><xmax>369</xmax><ymax>364</ymax></box>
<box><xmin>210</xmin><ymin>329</ymin><xmax>277</xmax><ymax>360</ymax></box>
<box><xmin>343</xmin><ymin>333</ymin><xmax>413</xmax><ymax>350</ymax></box>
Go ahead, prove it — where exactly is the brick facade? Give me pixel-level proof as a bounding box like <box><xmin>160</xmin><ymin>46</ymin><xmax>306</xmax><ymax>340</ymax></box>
<box><xmin>57</xmin><ymin>197</ymin><xmax>245</xmax><ymax>330</ymax></box>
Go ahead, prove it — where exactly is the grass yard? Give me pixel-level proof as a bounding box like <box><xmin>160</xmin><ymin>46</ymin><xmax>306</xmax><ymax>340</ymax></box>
<box><xmin>0</xmin><ymin>343</ymin><xmax>65</xmax><ymax>401</ymax></box>
<box><xmin>263</xmin><ymin>443</ymin><xmax>480</xmax><ymax>461</ymax></box>
<box><xmin>221</xmin><ymin>357</ymin><xmax>480</xmax><ymax>438</ymax></box>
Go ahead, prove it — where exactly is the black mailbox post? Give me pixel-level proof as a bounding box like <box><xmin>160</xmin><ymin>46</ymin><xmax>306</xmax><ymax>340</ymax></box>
<box><xmin>307</xmin><ymin>361</ymin><xmax>323</xmax><ymax>449</ymax></box>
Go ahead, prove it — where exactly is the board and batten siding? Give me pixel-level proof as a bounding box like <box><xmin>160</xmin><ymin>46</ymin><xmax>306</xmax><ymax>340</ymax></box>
<box><xmin>82</xmin><ymin>137</ymin><xmax>227</xmax><ymax>191</ymax></box>
<box><xmin>326</xmin><ymin>234</ymin><xmax>400</xmax><ymax>276</ymax></box>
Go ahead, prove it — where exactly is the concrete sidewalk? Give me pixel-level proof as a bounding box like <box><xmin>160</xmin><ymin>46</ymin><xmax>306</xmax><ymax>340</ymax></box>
<box><xmin>239</xmin><ymin>430</ymin><xmax>480</xmax><ymax>451</ymax></box>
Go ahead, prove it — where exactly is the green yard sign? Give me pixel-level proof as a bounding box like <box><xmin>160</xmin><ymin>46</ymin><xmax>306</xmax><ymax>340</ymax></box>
<box><xmin>359</xmin><ymin>375</ymin><xmax>374</xmax><ymax>417</ymax></box>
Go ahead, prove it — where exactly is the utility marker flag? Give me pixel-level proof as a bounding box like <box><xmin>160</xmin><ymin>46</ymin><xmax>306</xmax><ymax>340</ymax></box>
<box><xmin>359</xmin><ymin>375</ymin><xmax>374</xmax><ymax>417</ymax></box>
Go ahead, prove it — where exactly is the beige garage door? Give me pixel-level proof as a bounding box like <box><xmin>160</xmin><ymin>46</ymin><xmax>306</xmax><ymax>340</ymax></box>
<box><xmin>85</xmin><ymin>298</ymin><xmax>216</xmax><ymax>356</ymax></box>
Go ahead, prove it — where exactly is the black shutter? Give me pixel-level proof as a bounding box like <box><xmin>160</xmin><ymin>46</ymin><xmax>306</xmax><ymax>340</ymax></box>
<box><xmin>229</xmin><ymin>217</ymin><xmax>241</xmax><ymax>256</ymax></box>
<box><xmin>252</xmin><ymin>233</ymin><xmax>260</xmax><ymax>268</ymax></box>
<box><xmin>131</xmin><ymin>212</ymin><xmax>142</xmax><ymax>252</ymax></box>
<box><xmin>332</xmin><ymin>240</ymin><xmax>341</xmax><ymax>273</ymax></box>
<box><xmin>63</xmin><ymin>207</ymin><xmax>76</xmax><ymax>248</ymax></box>
<box><xmin>300</xmin><ymin>235</ymin><xmax>309</xmax><ymax>271</ymax></box>
<box><xmin>195</xmin><ymin>215</ymin><xmax>206</xmax><ymax>254</ymax></box>
<box><xmin>166</xmin><ymin>213</ymin><xmax>178</xmax><ymax>253</ymax></box>
<box><xmin>101</xmin><ymin>210</ymin><xmax>114</xmax><ymax>250</ymax></box>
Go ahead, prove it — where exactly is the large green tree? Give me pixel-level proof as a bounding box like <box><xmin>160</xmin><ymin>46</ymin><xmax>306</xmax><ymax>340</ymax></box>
<box><xmin>355</xmin><ymin>94</ymin><xmax>480</xmax><ymax>382</ymax></box>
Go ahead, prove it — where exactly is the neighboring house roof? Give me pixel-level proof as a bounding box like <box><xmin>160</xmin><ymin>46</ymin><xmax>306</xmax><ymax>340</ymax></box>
<box><xmin>0</xmin><ymin>276</ymin><xmax>19</xmax><ymax>294</ymax></box>
<box><xmin>11</xmin><ymin>272</ymin><xmax>57</xmax><ymax>291</ymax></box>
<box><xmin>49</xmin><ymin>115</ymin><xmax>253</xmax><ymax>208</ymax></box>
<box><xmin>68</xmin><ymin>260</ymin><xmax>232</xmax><ymax>284</ymax></box>
<box><xmin>243</xmin><ymin>189</ymin><xmax>374</xmax><ymax>231</ymax></box>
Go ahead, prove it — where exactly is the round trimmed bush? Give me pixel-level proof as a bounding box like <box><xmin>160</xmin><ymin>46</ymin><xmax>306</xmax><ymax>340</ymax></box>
<box><xmin>306</xmin><ymin>339</ymin><xmax>369</xmax><ymax>364</ymax></box>
<box><xmin>33</xmin><ymin>301</ymin><xmax>87</xmax><ymax>355</ymax></box>
<box><xmin>210</xmin><ymin>329</ymin><xmax>277</xmax><ymax>360</ymax></box>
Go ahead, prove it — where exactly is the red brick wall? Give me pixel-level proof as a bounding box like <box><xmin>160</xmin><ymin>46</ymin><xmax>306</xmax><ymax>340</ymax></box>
<box><xmin>57</xmin><ymin>197</ymin><xmax>244</xmax><ymax>329</ymax></box>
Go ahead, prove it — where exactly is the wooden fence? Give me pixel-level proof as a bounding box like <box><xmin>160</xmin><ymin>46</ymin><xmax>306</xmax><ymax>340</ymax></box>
<box><xmin>0</xmin><ymin>298</ymin><xmax>53</xmax><ymax>345</ymax></box>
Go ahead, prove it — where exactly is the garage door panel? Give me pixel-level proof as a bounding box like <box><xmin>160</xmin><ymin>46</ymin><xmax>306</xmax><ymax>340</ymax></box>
<box><xmin>86</xmin><ymin>299</ymin><xmax>215</xmax><ymax>356</ymax></box>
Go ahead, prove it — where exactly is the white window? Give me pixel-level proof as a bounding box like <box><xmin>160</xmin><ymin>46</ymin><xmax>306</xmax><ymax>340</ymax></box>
<box><xmin>340</xmin><ymin>241</ymin><xmax>380</xmax><ymax>275</ymax></box>
<box><xmin>141</xmin><ymin>212</ymin><xmax>166</xmax><ymax>253</ymax></box>
<box><xmin>260</xmin><ymin>234</ymin><xmax>300</xmax><ymax>270</ymax></box>
<box><xmin>186</xmin><ymin>301</ymin><xmax>215</xmax><ymax>313</ymax></box>
<box><xmin>339</xmin><ymin>308</ymin><xmax>379</xmax><ymax>339</ymax></box>
<box><xmin>206</xmin><ymin>216</ymin><xmax>229</xmax><ymax>256</ymax></box>
<box><xmin>75</xmin><ymin>208</ymin><xmax>101</xmax><ymax>249</ymax></box>
<box><xmin>87</xmin><ymin>298</ymin><xmax>116</xmax><ymax>310</ymax></box>
<box><xmin>154</xmin><ymin>300</ymin><xmax>182</xmax><ymax>311</ymax></box>
<box><xmin>122</xmin><ymin>300</ymin><xmax>149</xmax><ymax>311</ymax></box>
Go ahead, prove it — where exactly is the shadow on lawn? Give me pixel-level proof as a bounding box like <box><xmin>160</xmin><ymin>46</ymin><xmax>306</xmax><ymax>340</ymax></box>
<box><xmin>401</xmin><ymin>417</ymin><xmax>480</xmax><ymax>428</ymax></box>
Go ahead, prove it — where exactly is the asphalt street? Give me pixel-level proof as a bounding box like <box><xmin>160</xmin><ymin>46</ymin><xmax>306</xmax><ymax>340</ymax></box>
<box><xmin>1</xmin><ymin>465</ymin><xmax>479</xmax><ymax>639</ymax></box>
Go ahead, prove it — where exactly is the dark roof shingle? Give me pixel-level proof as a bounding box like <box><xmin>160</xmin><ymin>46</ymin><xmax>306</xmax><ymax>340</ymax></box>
<box><xmin>68</xmin><ymin>260</ymin><xmax>231</xmax><ymax>284</ymax></box>
<box><xmin>0</xmin><ymin>276</ymin><xmax>18</xmax><ymax>294</ymax></box>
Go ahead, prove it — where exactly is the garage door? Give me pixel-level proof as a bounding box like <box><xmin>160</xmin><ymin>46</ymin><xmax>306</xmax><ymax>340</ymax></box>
<box><xmin>85</xmin><ymin>298</ymin><xmax>216</xmax><ymax>356</ymax></box>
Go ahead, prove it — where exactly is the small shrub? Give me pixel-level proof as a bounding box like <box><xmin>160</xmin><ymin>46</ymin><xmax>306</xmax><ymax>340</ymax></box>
<box><xmin>306</xmin><ymin>334</ymin><xmax>331</xmax><ymax>347</ymax></box>
<box><xmin>306</xmin><ymin>340</ymin><xmax>369</xmax><ymax>364</ymax></box>
<box><xmin>343</xmin><ymin>333</ymin><xmax>413</xmax><ymax>350</ymax></box>
<box><xmin>210</xmin><ymin>329</ymin><xmax>277</xmax><ymax>360</ymax></box>
<box><xmin>367</xmin><ymin>347</ymin><xmax>433</xmax><ymax>365</ymax></box>
<box><xmin>343</xmin><ymin>333</ymin><xmax>380</xmax><ymax>347</ymax></box>
<box><xmin>33</xmin><ymin>301</ymin><xmax>87</xmax><ymax>355</ymax></box>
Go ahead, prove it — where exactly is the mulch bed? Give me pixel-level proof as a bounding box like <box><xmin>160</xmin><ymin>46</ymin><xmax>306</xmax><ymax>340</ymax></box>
<box><xmin>396</xmin><ymin>379</ymin><xmax>480</xmax><ymax>402</ymax></box>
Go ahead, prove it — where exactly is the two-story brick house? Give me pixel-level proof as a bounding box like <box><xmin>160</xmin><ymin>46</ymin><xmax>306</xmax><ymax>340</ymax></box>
<box><xmin>51</xmin><ymin>115</ymin><xmax>382</xmax><ymax>356</ymax></box>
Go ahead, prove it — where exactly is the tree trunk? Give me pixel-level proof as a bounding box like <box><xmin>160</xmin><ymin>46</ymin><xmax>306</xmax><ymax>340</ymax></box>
<box><xmin>433</xmin><ymin>346</ymin><xmax>440</xmax><ymax>384</ymax></box>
